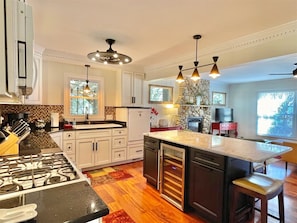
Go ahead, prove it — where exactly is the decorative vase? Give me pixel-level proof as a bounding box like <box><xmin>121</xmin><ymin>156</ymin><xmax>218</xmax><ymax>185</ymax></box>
<box><xmin>196</xmin><ymin>96</ymin><xmax>201</xmax><ymax>105</ymax></box>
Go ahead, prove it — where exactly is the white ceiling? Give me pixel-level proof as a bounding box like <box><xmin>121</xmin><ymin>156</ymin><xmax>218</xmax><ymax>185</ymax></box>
<box><xmin>27</xmin><ymin>0</ymin><xmax>297</xmax><ymax>84</ymax></box>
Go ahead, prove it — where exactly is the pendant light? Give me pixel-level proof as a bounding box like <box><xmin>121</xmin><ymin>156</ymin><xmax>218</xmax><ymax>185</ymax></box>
<box><xmin>87</xmin><ymin>39</ymin><xmax>132</xmax><ymax>65</ymax></box>
<box><xmin>176</xmin><ymin>34</ymin><xmax>220</xmax><ymax>83</ymax></box>
<box><xmin>84</xmin><ymin>65</ymin><xmax>91</xmax><ymax>94</ymax></box>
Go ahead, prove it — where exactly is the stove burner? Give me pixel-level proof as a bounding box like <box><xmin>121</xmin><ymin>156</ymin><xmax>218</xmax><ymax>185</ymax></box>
<box><xmin>49</xmin><ymin>176</ymin><xmax>61</xmax><ymax>184</ymax></box>
<box><xmin>0</xmin><ymin>153</ymin><xmax>82</xmax><ymax>196</ymax></box>
<box><xmin>0</xmin><ymin>183</ymin><xmax>21</xmax><ymax>194</ymax></box>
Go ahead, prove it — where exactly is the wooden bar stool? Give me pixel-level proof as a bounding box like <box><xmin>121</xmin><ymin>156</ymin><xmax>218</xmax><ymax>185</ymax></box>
<box><xmin>230</xmin><ymin>172</ymin><xmax>284</xmax><ymax>223</ymax></box>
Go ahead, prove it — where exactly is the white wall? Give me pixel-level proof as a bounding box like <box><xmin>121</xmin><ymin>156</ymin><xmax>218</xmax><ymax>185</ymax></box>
<box><xmin>229</xmin><ymin>78</ymin><xmax>297</xmax><ymax>140</ymax></box>
<box><xmin>42</xmin><ymin>60</ymin><xmax>118</xmax><ymax>105</ymax></box>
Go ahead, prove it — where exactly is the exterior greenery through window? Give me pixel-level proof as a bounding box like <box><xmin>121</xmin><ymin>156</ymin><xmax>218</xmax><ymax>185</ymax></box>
<box><xmin>70</xmin><ymin>79</ymin><xmax>99</xmax><ymax>115</ymax></box>
<box><xmin>257</xmin><ymin>91</ymin><xmax>296</xmax><ymax>138</ymax></box>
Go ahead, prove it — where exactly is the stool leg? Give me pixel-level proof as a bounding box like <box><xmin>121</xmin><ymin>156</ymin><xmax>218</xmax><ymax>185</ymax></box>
<box><xmin>278</xmin><ymin>191</ymin><xmax>285</xmax><ymax>223</ymax></box>
<box><xmin>230</xmin><ymin>185</ymin><xmax>239</xmax><ymax>223</ymax></box>
<box><xmin>260</xmin><ymin>198</ymin><xmax>268</xmax><ymax>223</ymax></box>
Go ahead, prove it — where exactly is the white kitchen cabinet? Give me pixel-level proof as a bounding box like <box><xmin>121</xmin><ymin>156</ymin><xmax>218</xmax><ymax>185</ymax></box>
<box><xmin>75</xmin><ymin>129</ymin><xmax>112</xmax><ymax>169</ymax></box>
<box><xmin>50</xmin><ymin>131</ymin><xmax>63</xmax><ymax>148</ymax></box>
<box><xmin>63</xmin><ymin>131</ymin><xmax>76</xmax><ymax>163</ymax></box>
<box><xmin>111</xmin><ymin>128</ymin><xmax>127</xmax><ymax>162</ymax></box>
<box><xmin>25</xmin><ymin>46</ymin><xmax>44</xmax><ymax>104</ymax></box>
<box><xmin>122</xmin><ymin>71</ymin><xmax>144</xmax><ymax>106</ymax></box>
<box><xmin>116</xmin><ymin>108</ymin><xmax>150</xmax><ymax>160</ymax></box>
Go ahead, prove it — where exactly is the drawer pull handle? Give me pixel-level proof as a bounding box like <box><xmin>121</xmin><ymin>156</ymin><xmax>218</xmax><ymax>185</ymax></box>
<box><xmin>136</xmin><ymin>150</ymin><xmax>142</xmax><ymax>153</ymax></box>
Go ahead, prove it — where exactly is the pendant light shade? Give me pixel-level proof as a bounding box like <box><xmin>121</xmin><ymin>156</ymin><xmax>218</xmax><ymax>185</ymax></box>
<box><xmin>176</xmin><ymin>34</ymin><xmax>220</xmax><ymax>83</ymax></box>
<box><xmin>84</xmin><ymin>65</ymin><xmax>91</xmax><ymax>94</ymax></box>
<box><xmin>87</xmin><ymin>39</ymin><xmax>132</xmax><ymax>65</ymax></box>
<box><xmin>176</xmin><ymin>65</ymin><xmax>185</xmax><ymax>83</ymax></box>
<box><xmin>191</xmin><ymin>61</ymin><xmax>200</xmax><ymax>81</ymax></box>
<box><xmin>209</xmin><ymin>56</ymin><xmax>220</xmax><ymax>79</ymax></box>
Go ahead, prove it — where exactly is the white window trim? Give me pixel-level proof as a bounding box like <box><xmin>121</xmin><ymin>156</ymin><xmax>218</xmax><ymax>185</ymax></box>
<box><xmin>64</xmin><ymin>73</ymin><xmax>105</xmax><ymax>122</ymax></box>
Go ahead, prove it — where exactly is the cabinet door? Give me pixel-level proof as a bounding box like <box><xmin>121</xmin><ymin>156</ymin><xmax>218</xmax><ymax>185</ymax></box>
<box><xmin>122</xmin><ymin>71</ymin><xmax>133</xmax><ymax>106</ymax></box>
<box><xmin>189</xmin><ymin>161</ymin><xmax>224</xmax><ymax>223</ymax></box>
<box><xmin>143</xmin><ymin>147</ymin><xmax>159</xmax><ymax>188</ymax></box>
<box><xmin>76</xmin><ymin>138</ymin><xmax>94</xmax><ymax>169</ymax></box>
<box><xmin>93</xmin><ymin>138</ymin><xmax>111</xmax><ymax>166</ymax></box>
<box><xmin>133</xmin><ymin>72</ymin><xmax>144</xmax><ymax>105</ymax></box>
<box><xmin>121</xmin><ymin>71</ymin><xmax>144</xmax><ymax>106</ymax></box>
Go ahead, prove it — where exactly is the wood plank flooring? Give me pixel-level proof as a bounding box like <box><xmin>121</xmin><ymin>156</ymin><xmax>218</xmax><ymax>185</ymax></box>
<box><xmin>92</xmin><ymin>160</ymin><xmax>297</xmax><ymax>223</ymax></box>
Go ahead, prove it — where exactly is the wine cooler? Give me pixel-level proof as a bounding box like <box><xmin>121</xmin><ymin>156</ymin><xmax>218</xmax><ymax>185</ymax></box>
<box><xmin>160</xmin><ymin>143</ymin><xmax>186</xmax><ymax>211</ymax></box>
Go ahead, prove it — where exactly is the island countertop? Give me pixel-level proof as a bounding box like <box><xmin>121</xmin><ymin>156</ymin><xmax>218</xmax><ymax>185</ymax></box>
<box><xmin>145</xmin><ymin>130</ymin><xmax>292</xmax><ymax>163</ymax></box>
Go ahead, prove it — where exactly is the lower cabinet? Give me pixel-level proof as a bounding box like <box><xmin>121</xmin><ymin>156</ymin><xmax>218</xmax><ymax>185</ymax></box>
<box><xmin>75</xmin><ymin>129</ymin><xmax>112</xmax><ymax>169</ymax></box>
<box><xmin>188</xmin><ymin>148</ymin><xmax>252</xmax><ymax>223</ymax></box>
<box><xmin>143</xmin><ymin>136</ymin><xmax>160</xmax><ymax>189</ymax></box>
<box><xmin>189</xmin><ymin>156</ymin><xmax>224</xmax><ymax>222</ymax></box>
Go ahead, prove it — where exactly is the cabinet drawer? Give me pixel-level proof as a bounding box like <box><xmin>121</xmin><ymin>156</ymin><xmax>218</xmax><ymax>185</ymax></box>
<box><xmin>112</xmin><ymin>136</ymin><xmax>127</xmax><ymax>148</ymax></box>
<box><xmin>112</xmin><ymin>148</ymin><xmax>127</xmax><ymax>162</ymax></box>
<box><xmin>76</xmin><ymin>129</ymin><xmax>112</xmax><ymax>139</ymax></box>
<box><xmin>63</xmin><ymin>140</ymin><xmax>75</xmax><ymax>154</ymax></box>
<box><xmin>112</xmin><ymin>128</ymin><xmax>127</xmax><ymax>136</ymax></box>
<box><xmin>63</xmin><ymin>131</ymin><xmax>75</xmax><ymax>140</ymax></box>
<box><xmin>191</xmin><ymin>149</ymin><xmax>225</xmax><ymax>170</ymax></box>
<box><xmin>144</xmin><ymin>136</ymin><xmax>159</xmax><ymax>149</ymax></box>
<box><xmin>128</xmin><ymin>144</ymin><xmax>143</xmax><ymax>159</ymax></box>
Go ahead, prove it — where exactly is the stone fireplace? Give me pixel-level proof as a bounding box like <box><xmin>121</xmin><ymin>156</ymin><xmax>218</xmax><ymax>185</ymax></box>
<box><xmin>187</xmin><ymin>117</ymin><xmax>203</xmax><ymax>132</ymax></box>
<box><xmin>176</xmin><ymin>78</ymin><xmax>211</xmax><ymax>133</ymax></box>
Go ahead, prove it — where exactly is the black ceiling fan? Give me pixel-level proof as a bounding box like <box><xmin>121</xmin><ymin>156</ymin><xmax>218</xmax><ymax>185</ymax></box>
<box><xmin>268</xmin><ymin>63</ymin><xmax>297</xmax><ymax>78</ymax></box>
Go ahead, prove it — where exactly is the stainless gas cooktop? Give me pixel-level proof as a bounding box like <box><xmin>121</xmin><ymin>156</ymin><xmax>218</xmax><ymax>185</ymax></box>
<box><xmin>0</xmin><ymin>153</ymin><xmax>85</xmax><ymax>200</ymax></box>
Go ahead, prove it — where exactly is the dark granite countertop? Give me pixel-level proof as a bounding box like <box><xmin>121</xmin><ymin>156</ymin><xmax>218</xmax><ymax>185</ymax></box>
<box><xmin>0</xmin><ymin>181</ymin><xmax>109</xmax><ymax>223</ymax></box>
<box><xmin>1</xmin><ymin>126</ymin><xmax>109</xmax><ymax>222</ymax></box>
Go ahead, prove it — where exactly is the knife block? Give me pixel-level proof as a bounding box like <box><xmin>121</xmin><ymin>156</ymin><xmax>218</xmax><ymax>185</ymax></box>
<box><xmin>0</xmin><ymin>132</ymin><xmax>19</xmax><ymax>156</ymax></box>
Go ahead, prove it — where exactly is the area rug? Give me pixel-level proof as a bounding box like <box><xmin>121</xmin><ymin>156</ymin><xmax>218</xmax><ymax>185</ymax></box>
<box><xmin>84</xmin><ymin>167</ymin><xmax>133</xmax><ymax>186</ymax></box>
<box><xmin>102</xmin><ymin>209</ymin><xmax>135</xmax><ymax>223</ymax></box>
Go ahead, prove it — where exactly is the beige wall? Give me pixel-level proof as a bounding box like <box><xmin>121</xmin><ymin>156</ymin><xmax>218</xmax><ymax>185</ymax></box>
<box><xmin>229</xmin><ymin>78</ymin><xmax>297</xmax><ymax>141</ymax></box>
<box><xmin>42</xmin><ymin>60</ymin><xmax>119</xmax><ymax>106</ymax></box>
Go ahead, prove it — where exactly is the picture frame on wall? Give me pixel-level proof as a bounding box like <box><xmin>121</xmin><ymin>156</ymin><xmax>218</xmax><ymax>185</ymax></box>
<box><xmin>212</xmin><ymin>92</ymin><xmax>226</xmax><ymax>105</ymax></box>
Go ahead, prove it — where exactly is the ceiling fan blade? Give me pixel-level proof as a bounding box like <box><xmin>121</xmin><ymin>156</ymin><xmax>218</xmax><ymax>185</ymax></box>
<box><xmin>268</xmin><ymin>73</ymin><xmax>292</xmax><ymax>75</ymax></box>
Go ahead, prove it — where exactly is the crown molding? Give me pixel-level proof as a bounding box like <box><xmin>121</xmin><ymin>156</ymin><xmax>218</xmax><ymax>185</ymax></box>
<box><xmin>144</xmin><ymin>20</ymin><xmax>297</xmax><ymax>74</ymax></box>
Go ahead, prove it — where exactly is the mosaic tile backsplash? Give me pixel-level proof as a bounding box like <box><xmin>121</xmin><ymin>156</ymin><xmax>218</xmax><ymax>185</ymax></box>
<box><xmin>0</xmin><ymin>105</ymin><xmax>116</xmax><ymax>126</ymax></box>
<box><xmin>0</xmin><ymin>104</ymin><xmax>64</xmax><ymax>124</ymax></box>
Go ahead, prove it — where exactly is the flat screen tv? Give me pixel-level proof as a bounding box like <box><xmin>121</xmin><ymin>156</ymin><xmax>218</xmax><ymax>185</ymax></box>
<box><xmin>215</xmin><ymin>108</ymin><xmax>234</xmax><ymax>122</ymax></box>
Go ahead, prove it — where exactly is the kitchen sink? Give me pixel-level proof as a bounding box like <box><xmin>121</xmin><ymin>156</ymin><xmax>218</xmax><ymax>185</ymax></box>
<box><xmin>72</xmin><ymin>123</ymin><xmax>123</xmax><ymax>129</ymax></box>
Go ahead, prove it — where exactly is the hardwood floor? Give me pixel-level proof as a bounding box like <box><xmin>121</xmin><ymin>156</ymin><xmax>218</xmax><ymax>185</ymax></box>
<box><xmin>92</xmin><ymin>160</ymin><xmax>297</xmax><ymax>223</ymax></box>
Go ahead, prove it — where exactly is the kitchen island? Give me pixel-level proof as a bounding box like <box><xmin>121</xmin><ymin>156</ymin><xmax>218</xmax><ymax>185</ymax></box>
<box><xmin>144</xmin><ymin>130</ymin><xmax>292</xmax><ymax>223</ymax></box>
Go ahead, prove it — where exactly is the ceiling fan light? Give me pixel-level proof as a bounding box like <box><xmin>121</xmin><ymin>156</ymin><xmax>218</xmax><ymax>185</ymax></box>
<box><xmin>119</xmin><ymin>61</ymin><xmax>123</xmax><ymax>65</ymax></box>
<box><xmin>191</xmin><ymin>68</ymin><xmax>200</xmax><ymax>81</ymax></box>
<box><xmin>209</xmin><ymin>63</ymin><xmax>220</xmax><ymax>79</ymax></box>
<box><xmin>87</xmin><ymin>39</ymin><xmax>132</xmax><ymax>65</ymax></box>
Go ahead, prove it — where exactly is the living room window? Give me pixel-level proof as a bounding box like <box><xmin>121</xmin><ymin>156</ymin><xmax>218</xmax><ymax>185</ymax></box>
<box><xmin>257</xmin><ymin>91</ymin><xmax>296</xmax><ymax>139</ymax></box>
<box><xmin>64</xmin><ymin>74</ymin><xmax>105</xmax><ymax>121</ymax></box>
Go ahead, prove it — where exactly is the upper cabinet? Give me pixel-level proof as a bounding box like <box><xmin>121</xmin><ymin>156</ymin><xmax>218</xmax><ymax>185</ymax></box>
<box><xmin>24</xmin><ymin>46</ymin><xmax>44</xmax><ymax>104</ymax></box>
<box><xmin>121</xmin><ymin>71</ymin><xmax>144</xmax><ymax>106</ymax></box>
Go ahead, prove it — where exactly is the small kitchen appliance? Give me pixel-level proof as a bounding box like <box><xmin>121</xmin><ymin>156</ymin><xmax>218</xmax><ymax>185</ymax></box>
<box><xmin>50</xmin><ymin>113</ymin><xmax>59</xmax><ymax>128</ymax></box>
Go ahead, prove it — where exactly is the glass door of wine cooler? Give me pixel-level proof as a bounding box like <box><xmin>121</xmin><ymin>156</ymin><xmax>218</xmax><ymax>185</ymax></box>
<box><xmin>160</xmin><ymin>143</ymin><xmax>185</xmax><ymax>211</ymax></box>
